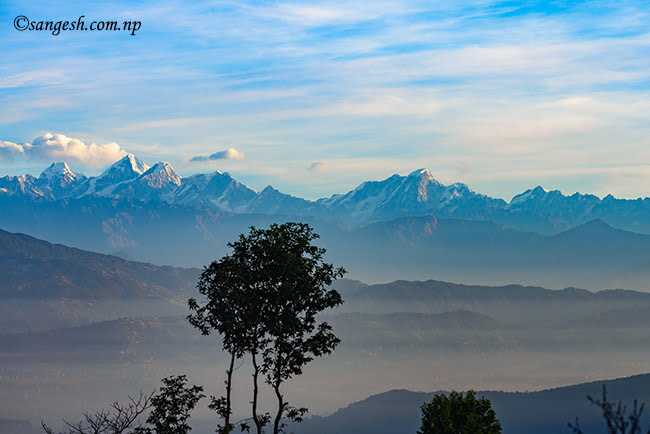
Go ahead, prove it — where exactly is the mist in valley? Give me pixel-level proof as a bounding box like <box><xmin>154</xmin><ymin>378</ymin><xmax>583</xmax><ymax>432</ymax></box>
<box><xmin>4</xmin><ymin>280</ymin><xmax>650</xmax><ymax>432</ymax></box>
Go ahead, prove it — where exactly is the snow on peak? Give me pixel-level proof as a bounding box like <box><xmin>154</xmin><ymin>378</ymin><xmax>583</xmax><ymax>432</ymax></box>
<box><xmin>141</xmin><ymin>161</ymin><xmax>181</xmax><ymax>186</ymax></box>
<box><xmin>407</xmin><ymin>168</ymin><xmax>435</xmax><ymax>181</ymax></box>
<box><xmin>101</xmin><ymin>154</ymin><xmax>150</xmax><ymax>177</ymax></box>
<box><xmin>39</xmin><ymin>162</ymin><xmax>76</xmax><ymax>180</ymax></box>
<box><xmin>509</xmin><ymin>186</ymin><xmax>551</xmax><ymax>206</ymax></box>
<box><xmin>120</xmin><ymin>153</ymin><xmax>150</xmax><ymax>174</ymax></box>
<box><xmin>148</xmin><ymin>161</ymin><xmax>173</xmax><ymax>172</ymax></box>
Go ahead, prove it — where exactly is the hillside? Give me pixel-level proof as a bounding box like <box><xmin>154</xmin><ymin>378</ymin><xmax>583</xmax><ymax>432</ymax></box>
<box><xmin>0</xmin><ymin>227</ymin><xmax>198</xmax><ymax>300</ymax></box>
<box><xmin>295</xmin><ymin>374</ymin><xmax>650</xmax><ymax>434</ymax></box>
<box><xmin>5</xmin><ymin>198</ymin><xmax>650</xmax><ymax>289</ymax></box>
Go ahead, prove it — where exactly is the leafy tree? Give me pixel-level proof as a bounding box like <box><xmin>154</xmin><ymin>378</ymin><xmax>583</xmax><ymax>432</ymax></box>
<box><xmin>569</xmin><ymin>385</ymin><xmax>649</xmax><ymax>434</ymax></box>
<box><xmin>188</xmin><ymin>222</ymin><xmax>345</xmax><ymax>434</ymax></box>
<box><xmin>188</xmin><ymin>231</ymin><xmax>271</xmax><ymax>433</ymax></box>
<box><xmin>250</xmin><ymin>223</ymin><xmax>345</xmax><ymax>433</ymax></box>
<box><xmin>136</xmin><ymin>375</ymin><xmax>205</xmax><ymax>434</ymax></box>
<box><xmin>418</xmin><ymin>390</ymin><xmax>502</xmax><ymax>434</ymax></box>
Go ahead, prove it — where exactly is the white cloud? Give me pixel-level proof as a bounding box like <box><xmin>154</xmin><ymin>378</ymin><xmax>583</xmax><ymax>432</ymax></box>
<box><xmin>0</xmin><ymin>133</ymin><xmax>127</xmax><ymax>167</ymax></box>
<box><xmin>190</xmin><ymin>147</ymin><xmax>245</xmax><ymax>162</ymax></box>
<box><xmin>0</xmin><ymin>141</ymin><xmax>26</xmax><ymax>161</ymax></box>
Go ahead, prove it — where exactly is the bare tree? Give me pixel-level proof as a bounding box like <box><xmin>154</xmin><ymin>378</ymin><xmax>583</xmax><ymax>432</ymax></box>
<box><xmin>569</xmin><ymin>385</ymin><xmax>649</xmax><ymax>434</ymax></box>
<box><xmin>41</xmin><ymin>391</ymin><xmax>153</xmax><ymax>434</ymax></box>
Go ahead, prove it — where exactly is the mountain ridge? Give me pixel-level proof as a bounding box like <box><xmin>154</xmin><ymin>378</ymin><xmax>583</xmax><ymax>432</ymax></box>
<box><xmin>5</xmin><ymin>155</ymin><xmax>650</xmax><ymax>233</ymax></box>
<box><xmin>0</xmin><ymin>226</ymin><xmax>198</xmax><ymax>300</ymax></box>
<box><xmin>295</xmin><ymin>373</ymin><xmax>650</xmax><ymax>434</ymax></box>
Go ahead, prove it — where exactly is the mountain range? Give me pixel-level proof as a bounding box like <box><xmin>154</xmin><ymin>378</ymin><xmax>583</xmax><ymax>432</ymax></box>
<box><xmin>3</xmin><ymin>201</ymin><xmax>650</xmax><ymax>290</ymax></box>
<box><xmin>4</xmin><ymin>155</ymin><xmax>650</xmax><ymax>234</ymax></box>
<box><xmin>6</xmin><ymin>155</ymin><xmax>650</xmax><ymax>289</ymax></box>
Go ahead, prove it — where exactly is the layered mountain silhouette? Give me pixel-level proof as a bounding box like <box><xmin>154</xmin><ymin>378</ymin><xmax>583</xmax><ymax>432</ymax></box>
<box><xmin>5</xmin><ymin>156</ymin><xmax>650</xmax><ymax>289</ymax></box>
<box><xmin>3</xmin><ymin>208</ymin><xmax>650</xmax><ymax>289</ymax></box>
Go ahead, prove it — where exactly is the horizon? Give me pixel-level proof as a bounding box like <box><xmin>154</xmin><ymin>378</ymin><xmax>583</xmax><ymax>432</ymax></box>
<box><xmin>3</xmin><ymin>151</ymin><xmax>645</xmax><ymax>203</ymax></box>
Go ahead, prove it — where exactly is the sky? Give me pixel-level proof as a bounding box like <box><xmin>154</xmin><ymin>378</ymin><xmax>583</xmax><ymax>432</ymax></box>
<box><xmin>1</xmin><ymin>0</ymin><xmax>650</xmax><ymax>200</ymax></box>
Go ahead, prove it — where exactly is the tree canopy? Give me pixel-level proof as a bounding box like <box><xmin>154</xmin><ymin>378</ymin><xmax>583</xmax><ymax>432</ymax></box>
<box><xmin>418</xmin><ymin>390</ymin><xmax>502</xmax><ymax>434</ymax></box>
<box><xmin>188</xmin><ymin>222</ymin><xmax>346</xmax><ymax>433</ymax></box>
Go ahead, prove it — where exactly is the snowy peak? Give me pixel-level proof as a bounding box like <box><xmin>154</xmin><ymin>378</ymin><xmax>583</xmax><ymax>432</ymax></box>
<box><xmin>0</xmin><ymin>174</ymin><xmax>50</xmax><ymax>199</ymax></box>
<box><xmin>140</xmin><ymin>162</ymin><xmax>181</xmax><ymax>187</ymax></box>
<box><xmin>196</xmin><ymin>171</ymin><xmax>257</xmax><ymax>211</ymax></box>
<box><xmin>408</xmin><ymin>168</ymin><xmax>436</xmax><ymax>181</ymax></box>
<box><xmin>508</xmin><ymin>186</ymin><xmax>599</xmax><ymax>208</ymax></box>
<box><xmin>509</xmin><ymin>186</ymin><xmax>550</xmax><ymax>206</ymax></box>
<box><xmin>316</xmin><ymin>169</ymin><xmax>496</xmax><ymax>224</ymax></box>
<box><xmin>8</xmin><ymin>160</ymin><xmax>650</xmax><ymax>233</ymax></box>
<box><xmin>108</xmin><ymin>161</ymin><xmax>182</xmax><ymax>201</ymax></box>
<box><xmin>39</xmin><ymin>162</ymin><xmax>79</xmax><ymax>181</ymax></box>
<box><xmin>99</xmin><ymin>154</ymin><xmax>150</xmax><ymax>182</ymax></box>
<box><xmin>121</xmin><ymin>154</ymin><xmax>150</xmax><ymax>174</ymax></box>
<box><xmin>37</xmin><ymin>162</ymin><xmax>86</xmax><ymax>198</ymax></box>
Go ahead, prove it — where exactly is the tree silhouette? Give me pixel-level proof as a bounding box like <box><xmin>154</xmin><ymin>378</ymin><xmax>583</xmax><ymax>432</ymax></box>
<box><xmin>250</xmin><ymin>223</ymin><xmax>345</xmax><ymax>433</ymax></box>
<box><xmin>188</xmin><ymin>230</ymin><xmax>272</xmax><ymax>433</ymax></box>
<box><xmin>41</xmin><ymin>375</ymin><xmax>204</xmax><ymax>434</ymax></box>
<box><xmin>418</xmin><ymin>390</ymin><xmax>502</xmax><ymax>434</ymax></box>
<box><xmin>41</xmin><ymin>391</ymin><xmax>153</xmax><ymax>434</ymax></box>
<box><xmin>188</xmin><ymin>222</ymin><xmax>345</xmax><ymax>434</ymax></box>
<box><xmin>569</xmin><ymin>385</ymin><xmax>649</xmax><ymax>434</ymax></box>
<box><xmin>135</xmin><ymin>375</ymin><xmax>204</xmax><ymax>434</ymax></box>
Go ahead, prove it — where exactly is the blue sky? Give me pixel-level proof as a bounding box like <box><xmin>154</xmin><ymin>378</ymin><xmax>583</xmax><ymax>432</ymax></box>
<box><xmin>1</xmin><ymin>0</ymin><xmax>650</xmax><ymax>200</ymax></box>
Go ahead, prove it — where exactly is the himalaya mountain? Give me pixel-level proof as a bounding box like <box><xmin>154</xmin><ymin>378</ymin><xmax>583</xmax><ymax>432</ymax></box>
<box><xmin>6</xmin><ymin>156</ymin><xmax>650</xmax><ymax>289</ymax></box>
<box><xmin>4</xmin><ymin>154</ymin><xmax>650</xmax><ymax>234</ymax></box>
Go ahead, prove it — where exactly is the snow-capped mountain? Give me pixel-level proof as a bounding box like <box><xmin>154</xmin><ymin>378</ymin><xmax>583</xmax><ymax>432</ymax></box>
<box><xmin>39</xmin><ymin>162</ymin><xmax>87</xmax><ymax>197</ymax></box>
<box><xmin>101</xmin><ymin>153</ymin><xmax>150</xmax><ymax>181</ymax></box>
<box><xmin>5</xmin><ymin>155</ymin><xmax>650</xmax><ymax>234</ymax></box>
<box><xmin>192</xmin><ymin>171</ymin><xmax>257</xmax><ymax>212</ymax></box>
<box><xmin>317</xmin><ymin>169</ymin><xmax>505</xmax><ymax>224</ymax></box>
<box><xmin>508</xmin><ymin>186</ymin><xmax>601</xmax><ymax>220</ymax></box>
<box><xmin>72</xmin><ymin>154</ymin><xmax>151</xmax><ymax>197</ymax></box>
<box><xmin>0</xmin><ymin>174</ymin><xmax>50</xmax><ymax>200</ymax></box>
<box><xmin>0</xmin><ymin>162</ymin><xmax>87</xmax><ymax>200</ymax></box>
<box><xmin>39</xmin><ymin>162</ymin><xmax>81</xmax><ymax>183</ymax></box>
<box><xmin>113</xmin><ymin>162</ymin><xmax>182</xmax><ymax>202</ymax></box>
<box><xmin>247</xmin><ymin>185</ymin><xmax>317</xmax><ymax>215</ymax></box>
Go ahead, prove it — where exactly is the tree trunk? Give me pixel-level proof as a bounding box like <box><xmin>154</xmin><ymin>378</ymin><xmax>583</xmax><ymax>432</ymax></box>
<box><xmin>251</xmin><ymin>351</ymin><xmax>263</xmax><ymax>434</ymax></box>
<box><xmin>224</xmin><ymin>351</ymin><xmax>236</xmax><ymax>433</ymax></box>
<box><xmin>272</xmin><ymin>381</ymin><xmax>284</xmax><ymax>434</ymax></box>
